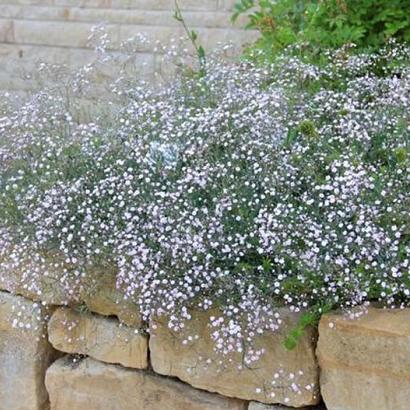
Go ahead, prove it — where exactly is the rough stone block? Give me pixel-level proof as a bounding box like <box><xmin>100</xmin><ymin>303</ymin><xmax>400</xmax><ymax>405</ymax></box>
<box><xmin>81</xmin><ymin>271</ymin><xmax>143</xmax><ymax>327</ymax></box>
<box><xmin>48</xmin><ymin>307</ymin><xmax>148</xmax><ymax>369</ymax></box>
<box><xmin>317</xmin><ymin>307</ymin><xmax>410</xmax><ymax>410</ymax></box>
<box><xmin>149</xmin><ymin>308</ymin><xmax>320</xmax><ymax>407</ymax></box>
<box><xmin>0</xmin><ymin>291</ymin><xmax>57</xmax><ymax>410</ymax></box>
<box><xmin>46</xmin><ymin>356</ymin><xmax>247</xmax><ymax>410</ymax></box>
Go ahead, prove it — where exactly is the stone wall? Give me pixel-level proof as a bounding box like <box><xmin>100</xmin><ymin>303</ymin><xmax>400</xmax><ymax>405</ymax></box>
<box><xmin>0</xmin><ymin>0</ymin><xmax>256</xmax><ymax>92</ymax></box>
<box><xmin>1</xmin><ymin>284</ymin><xmax>407</xmax><ymax>410</ymax></box>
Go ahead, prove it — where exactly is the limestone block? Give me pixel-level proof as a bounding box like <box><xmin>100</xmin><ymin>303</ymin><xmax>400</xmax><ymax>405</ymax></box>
<box><xmin>46</xmin><ymin>356</ymin><xmax>247</xmax><ymax>410</ymax></box>
<box><xmin>0</xmin><ymin>43</ymin><xmax>96</xmax><ymax>73</ymax></box>
<box><xmin>317</xmin><ymin>307</ymin><xmax>410</xmax><ymax>410</ymax></box>
<box><xmin>149</xmin><ymin>309</ymin><xmax>320</xmax><ymax>407</ymax></box>
<box><xmin>0</xmin><ymin>5</ymin><xmax>65</xmax><ymax>21</ymax></box>
<box><xmin>13</xmin><ymin>20</ymin><xmax>120</xmax><ymax>49</ymax></box>
<box><xmin>48</xmin><ymin>307</ymin><xmax>148</xmax><ymax>369</ymax></box>
<box><xmin>0</xmin><ymin>291</ymin><xmax>57</xmax><ymax>410</ymax></box>
<box><xmin>218</xmin><ymin>0</ymin><xmax>242</xmax><ymax>11</ymax></box>
<box><xmin>81</xmin><ymin>271</ymin><xmax>143</xmax><ymax>327</ymax></box>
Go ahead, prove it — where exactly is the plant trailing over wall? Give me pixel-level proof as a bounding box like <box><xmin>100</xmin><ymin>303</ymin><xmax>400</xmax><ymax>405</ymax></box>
<box><xmin>0</xmin><ymin>32</ymin><xmax>409</xmax><ymax>360</ymax></box>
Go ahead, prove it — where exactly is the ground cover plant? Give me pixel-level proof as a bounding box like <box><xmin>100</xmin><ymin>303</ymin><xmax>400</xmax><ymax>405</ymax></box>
<box><xmin>0</xmin><ymin>27</ymin><xmax>409</xmax><ymax>364</ymax></box>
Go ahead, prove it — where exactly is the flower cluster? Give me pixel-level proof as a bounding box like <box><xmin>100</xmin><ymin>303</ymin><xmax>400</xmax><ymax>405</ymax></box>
<box><xmin>0</xmin><ymin>38</ymin><xmax>409</xmax><ymax>360</ymax></box>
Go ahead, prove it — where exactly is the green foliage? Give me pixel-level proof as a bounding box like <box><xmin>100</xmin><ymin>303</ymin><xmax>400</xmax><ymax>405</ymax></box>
<box><xmin>232</xmin><ymin>0</ymin><xmax>410</xmax><ymax>60</ymax></box>
<box><xmin>298</xmin><ymin>119</ymin><xmax>318</xmax><ymax>138</ymax></box>
<box><xmin>284</xmin><ymin>303</ymin><xmax>332</xmax><ymax>350</ymax></box>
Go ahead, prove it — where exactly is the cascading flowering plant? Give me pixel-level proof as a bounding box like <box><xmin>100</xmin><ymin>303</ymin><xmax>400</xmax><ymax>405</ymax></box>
<box><xmin>0</xmin><ymin>34</ymin><xmax>409</xmax><ymax>363</ymax></box>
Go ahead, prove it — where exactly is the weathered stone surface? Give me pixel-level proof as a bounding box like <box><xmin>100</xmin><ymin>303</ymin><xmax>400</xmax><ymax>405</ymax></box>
<box><xmin>317</xmin><ymin>307</ymin><xmax>410</xmax><ymax>410</ymax></box>
<box><xmin>149</xmin><ymin>309</ymin><xmax>320</xmax><ymax>407</ymax></box>
<box><xmin>48</xmin><ymin>307</ymin><xmax>148</xmax><ymax>369</ymax></box>
<box><xmin>81</xmin><ymin>271</ymin><xmax>143</xmax><ymax>327</ymax></box>
<box><xmin>0</xmin><ymin>290</ymin><xmax>57</xmax><ymax>410</ymax></box>
<box><xmin>46</xmin><ymin>356</ymin><xmax>247</xmax><ymax>410</ymax></box>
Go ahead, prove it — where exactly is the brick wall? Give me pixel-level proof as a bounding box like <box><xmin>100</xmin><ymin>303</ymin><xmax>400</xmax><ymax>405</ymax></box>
<box><xmin>0</xmin><ymin>0</ymin><xmax>256</xmax><ymax>91</ymax></box>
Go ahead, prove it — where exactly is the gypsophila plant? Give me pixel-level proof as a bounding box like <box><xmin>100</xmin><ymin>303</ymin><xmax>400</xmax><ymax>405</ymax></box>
<box><xmin>0</xmin><ymin>31</ymin><xmax>409</xmax><ymax>369</ymax></box>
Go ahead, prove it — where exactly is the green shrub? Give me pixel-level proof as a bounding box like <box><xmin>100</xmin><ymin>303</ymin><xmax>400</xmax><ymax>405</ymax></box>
<box><xmin>233</xmin><ymin>0</ymin><xmax>410</xmax><ymax>60</ymax></box>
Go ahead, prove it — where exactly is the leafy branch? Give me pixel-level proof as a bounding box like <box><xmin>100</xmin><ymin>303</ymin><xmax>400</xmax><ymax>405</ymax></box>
<box><xmin>174</xmin><ymin>0</ymin><xmax>206</xmax><ymax>76</ymax></box>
